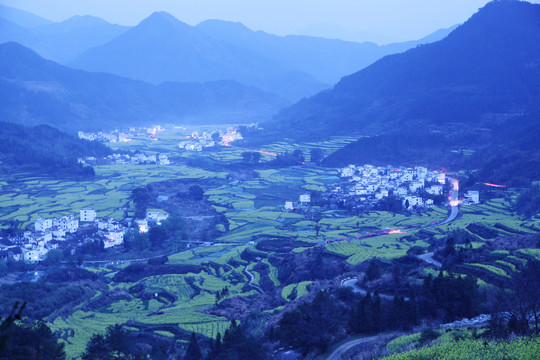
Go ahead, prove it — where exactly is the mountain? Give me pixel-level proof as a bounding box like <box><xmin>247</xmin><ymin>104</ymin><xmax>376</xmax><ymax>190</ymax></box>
<box><xmin>33</xmin><ymin>15</ymin><xmax>115</xmax><ymax>34</ymax></box>
<box><xmin>0</xmin><ymin>4</ymin><xmax>52</xmax><ymax>28</ymax></box>
<box><xmin>0</xmin><ymin>42</ymin><xmax>287</xmax><ymax>133</ymax></box>
<box><xmin>262</xmin><ymin>1</ymin><xmax>540</xmax><ymax>183</ymax></box>
<box><xmin>293</xmin><ymin>22</ymin><xmax>397</xmax><ymax>44</ymax></box>
<box><xmin>0</xmin><ymin>121</ymin><xmax>110</xmax><ymax>178</ymax></box>
<box><xmin>0</xmin><ymin>13</ymin><xmax>129</xmax><ymax>63</ymax></box>
<box><xmin>70</xmin><ymin>12</ymin><xmax>327</xmax><ymax>101</ymax></box>
<box><xmin>266</xmin><ymin>1</ymin><xmax>540</xmax><ymax>140</ymax></box>
<box><xmin>197</xmin><ymin>19</ymin><xmax>454</xmax><ymax>85</ymax></box>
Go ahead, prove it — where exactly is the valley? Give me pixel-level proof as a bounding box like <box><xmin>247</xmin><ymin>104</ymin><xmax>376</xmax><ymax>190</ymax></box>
<box><xmin>1</xmin><ymin>125</ymin><xmax>539</xmax><ymax>359</ymax></box>
<box><xmin>1</xmin><ymin>1</ymin><xmax>540</xmax><ymax>360</ymax></box>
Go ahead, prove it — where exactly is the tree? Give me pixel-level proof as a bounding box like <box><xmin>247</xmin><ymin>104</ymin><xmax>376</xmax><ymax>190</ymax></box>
<box><xmin>131</xmin><ymin>188</ymin><xmax>151</xmax><ymax>218</ymax></box>
<box><xmin>184</xmin><ymin>333</ymin><xmax>202</xmax><ymax>360</ymax></box>
<box><xmin>211</xmin><ymin>132</ymin><xmax>221</xmax><ymax>142</ymax></box>
<box><xmin>0</xmin><ymin>302</ymin><xmax>25</xmax><ymax>352</ymax></box>
<box><xmin>189</xmin><ymin>185</ymin><xmax>204</xmax><ymax>201</ymax></box>
<box><xmin>251</xmin><ymin>152</ymin><xmax>261</xmax><ymax>164</ymax></box>
<box><xmin>43</xmin><ymin>249</ymin><xmax>64</xmax><ymax>266</ymax></box>
<box><xmin>292</xmin><ymin>149</ymin><xmax>304</xmax><ymax>163</ymax></box>
<box><xmin>242</xmin><ymin>152</ymin><xmax>252</xmax><ymax>163</ymax></box>
<box><xmin>496</xmin><ymin>259</ymin><xmax>540</xmax><ymax>335</ymax></box>
<box><xmin>365</xmin><ymin>259</ymin><xmax>381</xmax><ymax>281</ymax></box>
<box><xmin>132</xmin><ymin>232</ymin><xmax>150</xmax><ymax>251</ymax></box>
<box><xmin>208</xmin><ymin>320</ymin><xmax>266</xmax><ymax>360</ymax></box>
<box><xmin>0</xmin><ymin>319</ymin><xmax>66</xmax><ymax>360</ymax></box>
<box><xmin>82</xmin><ymin>324</ymin><xmax>149</xmax><ymax>360</ymax></box>
<box><xmin>310</xmin><ymin>149</ymin><xmax>324</xmax><ymax>165</ymax></box>
<box><xmin>149</xmin><ymin>226</ymin><xmax>167</xmax><ymax>249</ymax></box>
<box><xmin>279</xmin><ymin>290</ymin><xmax>341</xmax><ymax>355</ymax></box>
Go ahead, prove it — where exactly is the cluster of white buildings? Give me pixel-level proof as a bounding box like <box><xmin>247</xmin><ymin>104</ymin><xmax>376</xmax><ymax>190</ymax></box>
<box><xmin>2</xmin><ymin>214</ymin><xmax>81</xmax><ymax>262</ymax></box>
<box><xmin>1</xmin><ymin>208</ymin><xmax>171</xmax><ymax>263</ymax></box>
<box><xmin>78</xmin><ymin>126</ymin><xmax>164</xmax><ymax>143</ymax></box>
<box><xmin>178</xmin><ymin>127</ymin><xmax>243</xmax><ymax>151</ymax></box>
<box><xmin>337</xmin><ymin>164</ymin><xmax>448</xmax><ymax>209</ymax></box>
<box><xmin>2</xmin><ymin>210</ymin><xmax>122</xmax><ymax>262</ymax></box>
<box><xmin>78</xmin><ymin>130</ymin><xmax>130</xmax><ymax>143</ymax></box>
<box><xmin>79</xmin><ymin>153</ymin><xmax>171</xmax><ymax>166</ymax></box>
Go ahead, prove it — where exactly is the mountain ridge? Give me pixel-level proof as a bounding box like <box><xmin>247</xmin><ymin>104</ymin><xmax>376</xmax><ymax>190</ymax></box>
<box><xmin>0</xmin><ymin>41</ymin><xmax>288</xmax><ymax>133</ymax></box>
<box><xmin>266</xmin><ymin>1</ymin><xmax>540</xmax><ymax>138</ymax></box>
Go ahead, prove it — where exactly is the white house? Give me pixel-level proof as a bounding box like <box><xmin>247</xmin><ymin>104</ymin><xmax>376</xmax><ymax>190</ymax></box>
<box><xmin>466</xmin><ymin>191</ymin><xmax>480</xmax><ymax>204</ymax></box>
<box><xmin>299</xmin><ymin>194</ymin><xmax>311</xmax><ymax>204</ymax></box>
<box><xmin>52</xmin><ymin>228</ymin><xmax>66</xmax><ymax>240</ymax></box>
<box><xmin>284</xmin><ymin>201</ymin><xmax>294</xmax><ymax>210</ymax></box>
<box><xmin>185</xmin><ymin>144</ymin><xmax>203</xmax><ymax>151</ymax></box>
<box><xmin>403</xmin><ymin>196</ymin><xmax>424</xmax><ymax>209</ymax></box>
<box><xmin>427</xmin><ymin>185</ymin><xmax>443</xmax><ymax>195</ymax></box>
<box><xmin>417</xmin><ymin>166</ymin><xmax>428</xmax><ymax>178</ymax></box>
<box><xmin>158</xmin><ymin>154</ymin><xmax>170</xmax><ymax>165</ymax></box>
<box><xmin>35</xmin><ymin>218</ymin><xmax>53</xmax><ymax>232</ymax></box>
<box><xmin>409</xmin><ymin>181</ymin><xmax>424</xmax><ymax>193</ymax></box>
<box><xmin>355</xmin><ymin>188</ymin><xmax>368</xmax><ymax>196</ymax></box>
<box><xmin>80</xmin><ymin>209</ymin><xmax>97</xmax><ymax>222</ymax></box>
<box><xmin>104</xmin><ymin>230</ymin><xmax>124</xmax><ymax>248</ymax></box>
<box><xmin>341</xmin><ymin>166</ymin><xmax>355</xmax><ymax>178</ymax></box>
<box><xmin>401</xmin><ymin>173</ymin><xmax>414</xmax><ymax>182</ymax></box>
<box><xmin>146</xmin><ymin>211</ymin><xmax>169</xmax><ymax>223</ymax></box>
<box><xmin>22</xmin><ymin>245</ymin><xmax>47</xmax><ymax>262</ymax></box>
<box><xmin>437</xmin><ymin>173</ymin><xmax>446</xmax><ymax>185</ymax></box>
<box><xmin>54</xmin><ymin>215</ymin><xmax>78</xmax><ymax>233</ymax></box>
<box><xmin>36</xmin><ymin>232</ymin><xmax>53</xmax><ymax>243</ymax></box>
<box><xmin>135</xmin><ymin>219</ymin><xmax>148</xmax><ymax>233</ymax></box>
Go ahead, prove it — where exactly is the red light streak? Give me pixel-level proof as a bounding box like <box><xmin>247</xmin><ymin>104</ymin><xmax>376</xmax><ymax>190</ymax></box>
<box><xmin>257</xmin><ymin>150</ymin><xmax>278</xmax><ymax>156</ymax></box>
<box><xmin>484</xmin><ymin>183</ymin><xmax>507</xmax><ymax>188</ymax></box>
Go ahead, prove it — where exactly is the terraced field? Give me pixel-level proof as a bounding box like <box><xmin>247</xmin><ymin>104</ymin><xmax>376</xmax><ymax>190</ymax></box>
<box><xmin>4</xmin><ymin>126</ymin><xmax>539</xmax><ymax>359</ymax></box>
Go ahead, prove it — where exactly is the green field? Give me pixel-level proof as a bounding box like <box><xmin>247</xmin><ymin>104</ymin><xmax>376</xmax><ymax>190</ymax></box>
<box><xmin>4</xmin><ymin>125</ymin><xmax>540</xmax><ymax>359</ymax></box>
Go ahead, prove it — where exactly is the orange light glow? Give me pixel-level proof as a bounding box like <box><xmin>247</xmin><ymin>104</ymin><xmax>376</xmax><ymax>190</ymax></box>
<box><xmin>450</xmin><ymin>200</ymin><xmax>462</xmax><ymax>207</ymax></box>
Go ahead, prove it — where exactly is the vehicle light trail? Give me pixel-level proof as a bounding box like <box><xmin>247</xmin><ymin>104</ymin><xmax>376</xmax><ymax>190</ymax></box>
<box><xmin>484</xmin><ymin>183</ymin><xmax>507</xmax><ymax>188</ymax></box>
<box><xmin>256</xmin><ymin>150</ymin><xmax>278</xmax><ymax>156</ymax></box>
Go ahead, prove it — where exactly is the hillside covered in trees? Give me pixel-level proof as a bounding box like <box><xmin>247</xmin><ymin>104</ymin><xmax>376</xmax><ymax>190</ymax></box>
<box><xmin>0</xmin><ymin>121</ymin><xmax>109</xmax><ymax>178</ymax></box>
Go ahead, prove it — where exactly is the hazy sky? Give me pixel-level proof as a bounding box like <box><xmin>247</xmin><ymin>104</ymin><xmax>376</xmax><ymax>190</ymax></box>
<box><xmin>2</xmin><ymin>0</ymin><xmax>539</xmax><ymax>41</ymax></box>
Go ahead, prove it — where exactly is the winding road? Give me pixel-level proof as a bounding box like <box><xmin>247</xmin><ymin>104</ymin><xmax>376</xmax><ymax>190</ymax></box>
<box><xmin>244</xmin><ymin>265</ymin><xmax>264</xmax><ymax>293</ymax></box>
<box><xmin>326</xmin><ymin>335</ymin><xmax>383</xmax><ymax>360</ymax></box>
<box><xmin>439</xmin><ymin>177</ymin><xmax>460</xmax><ymax>225</ymax></box>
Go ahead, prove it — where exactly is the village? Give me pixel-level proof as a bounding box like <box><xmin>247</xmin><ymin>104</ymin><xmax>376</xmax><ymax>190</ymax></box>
<box><xmin>0</xmin><ymin>209</ymin><xmax>169</xmax><ymax>263</ymax></box>
<box><xmin>177</xmin><ymin>126</ymin><xmax>243</xmax><ymax>151</ymax></box>
<box><xmin>78</xmin><ymin>124</ymin><xmax>244</xmax><ymax>152</ymax></box>
<box><xmin>283</xmin><ymin>164</ymin><xmax>480</xmax><ymax>213</ymax></box>
<box><xmin>78</xmin><ymin>125</ymin><xmax>244</xmax><ymax>166</ymax></box>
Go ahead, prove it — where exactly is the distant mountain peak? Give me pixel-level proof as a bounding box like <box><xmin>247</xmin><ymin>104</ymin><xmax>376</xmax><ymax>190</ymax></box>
<box><xmin>133</xmin><ymin>11</ymin><xmax>195</xmax><ymax>35</ymax></box>
<box><xmin>61</xmin><ymin>15</ymin><xmax>111</xmax><ymax>28</ymax></box>
<box><xmin>142</xmin><ymin>11</ymin><xmax>185</xmax><ymax>25</ymax></box>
